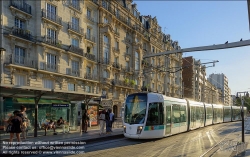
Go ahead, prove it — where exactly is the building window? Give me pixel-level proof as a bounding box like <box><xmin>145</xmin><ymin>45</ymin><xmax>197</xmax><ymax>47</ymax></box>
<box><xmin>103</xmin><ymin>35</ymin><xmax>109</xmax><ymax>63</ymax></box>
<box><xmin>114</xmin><ymin>57</ymin><xmax>119</xmax><ymax>64</ymax></box>
<box><xmin>115</xmin><ymin>41</ymin><xmax>119</xmax><ymax>49</ymax></box>
<box><xmin>126</xmin><ymin>46</ymin><xmax>129</xmax><ymax>54</ymax></box>
<box><xmin>72</xmin><ymin>60</ymin><xmax>79</xmax><ymax>73</ymax></box>
<box><xmin>87</xmin><ymin>27</ymin><xmax>91</xmax><ymax>37</ymax></box>
<box><xmin>152</xmin><ymin>83</ymin><xmax>154</xmax><ymax>89</ymax></box>
<box><xmin>46</xmin><ymin>53</ymin><xmax>56</xmax><ymax>69</ymax></box>
<box><xmin>15</xmin><ymin>74</ymin><xmax>26</xmax><ymax>86</ymax></box>
<box><xmin>72</xmin><ymin>0</ymin><xmax>79</xmax><ymax>8</ymax></box>
<box><xmin>126</xmin><ymin>61</ymin><xmax>129</xmax><ymax>68</ymax></box>
<box><xmin>43</xmin><ymin>79</ymin><xmax>54</xmax><ymax>89</ymax></box>
<box><xmin>87</xmin><ymin>8</ymin><xmax>91</xmax><ymax>17</ymax></box>
<box><xmin>15</xmin><ymin>18</ymin><xmax>25</xmax><ymax>29</ymax></box>
<box><xmin>135</xmin><ymin>79</ymin><xmax>138</xmax><ymax>85</ymax></box>
<box><xmin>47</xmin><ymin>28</ymin><xmax>56</xmax><ymax>40</ymax></box>
<box><xmin>68</xmin><ymin>83</ymin><xmax>76</xmax><ymax>91</ymax></box>
<box><xmin>151</xmin><ymin>59</ymin><xmax>155</xmax><ymax>66</ymax></box>
<box><xmin>46</xmin><ymin>3</ymin><xmax>57</xmax><ymax>20</ymax></box>
<box><xmin>152</xmin><ymin>46</ymin><xmax>155</xmax><ymax>53</ymax></box>
<box><xmin>104</xmin><ymin>17</ymin><xmax>108</xmax><ymax>23</ymax></box>
<box><xmin>72</xmin><ymin>38</ymin><xmax>79</xmax><ymax>47</ymax></box>
<box><xmin>86</xmin><ymin>85</ymin><xmax>91</xmax><ymax>93</ymax></box>
<box><xmin>135</xmin><ymin>52</ymin><xmax>139</xmax><ymax>70</ymax></box>
<box><xmin>103</xmin><ymin>70</ymin><xmax>108</xmax><ymax>78</ymax></box>
<box><xmin>86</xmin><ymin>66</ymin><xmax>91</xmax><ymax>74</ymax></box>
<box><xmin>72</xmin><ymin>17</ymin><xmax>79</xmax><ymax>30</ymax></box>
<box><xmin>15</xmin><ymin>46</ymin><xmax>25</xmax><ymax>64</ymax></box>
<box><xmin>87</xmin><ymin>47</ymin><xmax>91</xmax><ymax>53</ymax></box>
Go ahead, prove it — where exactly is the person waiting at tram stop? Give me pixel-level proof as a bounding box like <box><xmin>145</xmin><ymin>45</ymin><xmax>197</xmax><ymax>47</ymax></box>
<box><xmin>105</xmin><ymin>109</ymin><xmax>111</xmax><ymax>134</ymax></box>
<box><xmin>44</xmin><ymin>120</ymin><xmax>56</xmax><ymax>136</ymax></box>
<box><xmin>57</xmin><ymin>117</ymin><xmax>69</xmax><ymax>133</ymax></box>
<box><xmin>8</xmin><ymin>110</ymin><xmax>23</xmax><ymax>145</ymax></box>
<box><xmin>99</xmin><ymin>110</ymin><xmax>106</xmax><ymax>136</ymax></box>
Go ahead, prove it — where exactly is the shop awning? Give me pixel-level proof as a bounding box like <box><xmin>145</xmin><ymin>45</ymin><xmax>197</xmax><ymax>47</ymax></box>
<box><xmin>15</xmin><ymin>98</ymin><xmax>69</xmax><ymax>104</ymax></box>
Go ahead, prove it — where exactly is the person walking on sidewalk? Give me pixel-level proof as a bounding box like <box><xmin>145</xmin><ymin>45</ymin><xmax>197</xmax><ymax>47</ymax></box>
<box><xmin>8</xmin><ymin>110</ymin><xmax>23</xmax><ymax>144</ymax></box>
<box><xmin>82</xmin><ymin>110</ymin><xmax>89</xmax><ymax>133</ymax></box>
<box><xmin>18</xmin><ymin>105</ymin><xmax>28</xmax><ymax>139</ymax></box>
<box><xmin>99</xmin><ymin>110</ymin><xmax>106</xmax><ymax>135</ymax></box>
<box><xmin>105</xmin><ymin>109</ymin><xmax>111</xmax><ymax>134</ymax></box>
<box><xmin>109</xmin><ymin>109</ymin><xmax>114</xmax><ymax>132</ymax></box>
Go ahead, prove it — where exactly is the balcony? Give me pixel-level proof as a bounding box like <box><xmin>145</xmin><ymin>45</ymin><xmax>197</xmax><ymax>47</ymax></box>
<box><xmin>114</xmin><ymin>30</ymin><xmax>120</xmax><ymax>37</ymax></box>
<box><xmin>112</xmin><ymin>79</ymin><xmax>134</xmax><ymax>88</ymax></box>
<box><xmin>122</xmin><ymin>66</ymin><xmax>133</xmax><ymax>73</ymax></box>
<box><xmin>69</xmin><ymin>45</ymin><xmax>84</xmax><ymax>56</ymax></box>
<box><xmin>112</xmin><ymin>62</ymin><xmax>121</xmax><ymax>69</ymax></box>
<box><xmin>6</xmin><ymin>55</ymin><xmax>37</xmax><ymax>69</ymax></box>
<box><xmin>66</xmin><ymin>68</ymin><xmax>82</xmax><ymax>77</ymax></box>
<box><xmin>84</xmin><ymin>73</ymin><xmax>98</xmax><ymax>81</ymax></box>
<box><xmin>85</xmin><ymin>34</ymin><xmax>96</xmax><ymax>43</ymax></box>
<box><xmin>84</xmin><ymin>53</ymin><xmax>96</xmax><ymax>62</ymax></box>
<box><xmin>42</xmin><ymin>9</ymin><xmax>62</xmax><ymax>26</ymax></box>
<box><xmin>10</xmin><ymin>0</ymin><xmax>31</xmax><ymax>15</ymax></box>
<box><xmin>11</xmin><ymin>27</ymin><xmax>33</xmax><ymax>41</ymax></box>
<box><xmin>100</xmin><ymin>58</ymin><xmax>110</xmax><ymax>65</ymax></box>
<box><xmin>43</xmin><ymin>36</ymin><xmax>62</xmax><ymax>48</ymax></box>
<box><xmin>102</xmin><ymin>78</ymin><xmax>111</xmax><ymax>84</ymax></box>
<box><xmin>39</xmin><ymin>62</ymin><xmax>59</xmax><ymax>73</ymax></box>
<box><xmin>112</xmin><ymin>47</ymin><xmax>120</xmax><ymax>56</ymax></box>
<box><xmin>68</xmin><ymin>1</ymin><xmax>81</xmax><ymax>13</ymax></box>
<box><xmin>86</xmin><ymin>15</ymin><xmax>95</xmax><ymax>23</ymax></box>
<box><xmin>68</xmin><ymin>22</ymin><xmax>84</xmax><ymax>36</ymax></box>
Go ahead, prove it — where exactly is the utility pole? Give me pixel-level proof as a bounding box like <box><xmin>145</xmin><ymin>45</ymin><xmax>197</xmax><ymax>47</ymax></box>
<box><xmin>236</xmin><ymin>92</ymin><xmax>247</xmax><ymax>143</ymax></box>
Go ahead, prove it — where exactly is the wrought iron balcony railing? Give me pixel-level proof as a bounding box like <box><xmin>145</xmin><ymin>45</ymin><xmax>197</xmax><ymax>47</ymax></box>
<box><xmin>6</xmin><ymin>55</ymin><xmax>37</xmax><ymax>69</ymax></box>
<box><xmin>100</xmin><ymin>58</ymin><xmax>110</xmax><ymax>65</ymax></box>
<box><xmin>84</xmin><ymin>53</ymin><xmax>96</xmax><ymax>62</ymax></box>
<box><xmin>39</xmin><ymin>62</ymin><xmax>59</xmax><ymax>73</ymax></box>
<box><xmin>10</xmin><ymin>0</ymin><xmax>31</xmax><ymax>15</ymax></box>
<box><xmin>11</xmin><ymin>27</ymin><xmax>32</xmax><ymax>41</ymax></box>
<box><xmin>69</xmin><ymin>45</ymin><xmax>84</xmax><ymax>56</ymax></box>
<box><xmin>42</xmin><ymin>9</ymin><xmax>62</xmax><ymax>25</ymax></box>
<box><xmin>43</xmin><ymin>36</ymin><xmax>62</xmax><ymax>48</ymax></box>
<box><xmin>85</xmin><ymin>34</ymin><xmax>95</xmax><ymax>43</ymax></box>
<box><xmin>69</xmin><ymin>1</ymin><xmax>81</xmax><ymax>12</ymax></box>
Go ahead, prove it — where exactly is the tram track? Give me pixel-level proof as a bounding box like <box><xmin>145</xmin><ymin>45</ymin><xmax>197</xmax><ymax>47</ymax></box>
<box><xmin>144</xmin><ymin>122</ymin><xmax>242</xmax><ymax>157</ymax></box>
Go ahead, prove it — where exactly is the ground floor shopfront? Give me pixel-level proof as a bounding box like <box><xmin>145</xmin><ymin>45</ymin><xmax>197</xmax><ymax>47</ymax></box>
<box><xmin>0</xmin><ymin>97</ymin><xmax>78</xmax><ymax>136</ymax></box>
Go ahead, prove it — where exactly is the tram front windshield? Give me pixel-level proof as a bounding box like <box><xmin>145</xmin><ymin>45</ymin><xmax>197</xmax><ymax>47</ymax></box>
<box><xmin>124</xmin><ymin>93</ymin><xmax>147</xmax><ymax>124</ymax></box>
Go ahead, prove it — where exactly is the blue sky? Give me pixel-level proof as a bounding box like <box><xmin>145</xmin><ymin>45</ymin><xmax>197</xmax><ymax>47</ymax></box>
<box><xmin>135</xmin><ymin>1</ymin><xmax>250</xmax><ymax>94</ymax></box>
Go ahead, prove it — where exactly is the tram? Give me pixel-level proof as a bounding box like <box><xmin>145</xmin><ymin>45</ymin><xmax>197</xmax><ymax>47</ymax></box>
<box><xmin>123</xmin><ymin>92</ymin><xmax>247</xmax><ymax>139</ymax></box>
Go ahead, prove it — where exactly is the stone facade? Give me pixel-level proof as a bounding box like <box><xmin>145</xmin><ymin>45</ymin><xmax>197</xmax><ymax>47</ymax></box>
<box><xmin>0</xmin><ymin>0</ymin><xmax>183</xmax><ymax>118</ymax></box>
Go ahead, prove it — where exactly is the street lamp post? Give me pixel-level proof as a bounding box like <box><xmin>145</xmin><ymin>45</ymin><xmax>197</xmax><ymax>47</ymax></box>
<box><xmin>236</xmin><ymin>91</ymin><xmax>247</xmax><ymax>143</ymax></box>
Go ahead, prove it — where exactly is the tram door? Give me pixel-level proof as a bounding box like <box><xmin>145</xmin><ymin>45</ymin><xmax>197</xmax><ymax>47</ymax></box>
<box><xmin>165</xmin><ymin>106</ymin><xmax>171</xmax><ymax>135</ymax></box>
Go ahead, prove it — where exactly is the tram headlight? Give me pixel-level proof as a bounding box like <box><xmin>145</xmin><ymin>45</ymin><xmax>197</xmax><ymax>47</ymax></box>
<box><xmin>137</xmin><ymin>126</ymin><xmax>143</xmax><ymax>134</ymax></box>
<box><xmin>123</xmin><ymin>125</ymin><xmax>126</xmax><ymax>133</ymax></box>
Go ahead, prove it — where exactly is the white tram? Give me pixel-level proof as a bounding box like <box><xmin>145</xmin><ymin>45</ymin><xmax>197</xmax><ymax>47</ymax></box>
<box><xmin>123</xmin><ymin>92</ymin><xmax>247</xmax><ymax>139</ymax></box>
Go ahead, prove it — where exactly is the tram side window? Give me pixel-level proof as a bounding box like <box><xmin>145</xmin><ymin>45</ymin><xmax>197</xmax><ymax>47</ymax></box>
<box><xmin>180</xmin><ymin>105</ymin><xmax>186</xmax><ymax>122</ymax></box>
<box><xmin>146</xmin><ymin>102</ymin><xmax>163</xmax><ymax>126</ymax></box>
<box><xmin>207</xmin><ymin>107</ymin><xmax>212</xmax><ymax>119</ymax></box>
<box><xmin>172</xmin><ymin>104</ymin><xmax>180</xmax><ymax>123</ymax></box>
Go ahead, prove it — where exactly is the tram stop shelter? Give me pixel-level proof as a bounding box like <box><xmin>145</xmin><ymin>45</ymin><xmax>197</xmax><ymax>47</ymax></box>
<box><xmin>0</xmin><ymin>85</ymin><xmax>101</xmax><ymax>137</ymax></box>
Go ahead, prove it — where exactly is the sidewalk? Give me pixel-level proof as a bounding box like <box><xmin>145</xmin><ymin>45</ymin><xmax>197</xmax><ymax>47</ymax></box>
<box><xmin>0</xmin><ymin>125</ymin><xmax>123</xmax><ymax>143</ymax></box>
<box><xmin>211</xmin><ymin>117</ymin><xmax>250</xmax><ymax>157</ymax></box>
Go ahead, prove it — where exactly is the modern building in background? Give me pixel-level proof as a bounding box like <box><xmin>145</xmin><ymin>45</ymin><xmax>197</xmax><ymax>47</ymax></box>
<box><xmin>208</xmin><ymin>73</ymin><xmax>231</xmax><ymax>105</ymax></box>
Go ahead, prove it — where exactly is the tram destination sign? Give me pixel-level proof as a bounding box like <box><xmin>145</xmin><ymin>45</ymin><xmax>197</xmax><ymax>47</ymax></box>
<box><xmin>52</xmin><ymin>104</ymin><xmax>69</xmax><ymax>107</ymax></box>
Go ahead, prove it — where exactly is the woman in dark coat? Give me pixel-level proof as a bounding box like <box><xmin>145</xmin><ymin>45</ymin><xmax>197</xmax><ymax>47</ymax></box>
<box><xmin>8</xmin><ymin>110</ymin><xmax>23</xmax><ymax>143</ymax></box>
<box><xmin>82</xmin><ymin>110</ymin><xmax>89</xmax><ymax>133</ymax></box>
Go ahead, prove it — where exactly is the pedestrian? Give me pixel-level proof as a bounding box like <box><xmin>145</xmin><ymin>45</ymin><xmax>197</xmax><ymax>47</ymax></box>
<box><xmin>105</xmin><ymin>109</ymin><xmax>111</xmax><ymax>134</ymax></box>
<box><xmin>8</xmin><ymin>110</ymin><xmax>23</xmax><ymax>145</ymax></box>
<box><xmin>109</xmin><ymin>109</ymin><xmax>114</xmax><ymax>132</ymax></box>
<box><xmin>82</xmin><ymin>110</ymin><xmax>89</xmax><ymax>133</ymax></box>
<box><xmin>99</xmin><ymin>110</ymin><xmax>106</xmax><ymax>135</ymax></box>
<box><xmin>18</xmin><ymin>105</ymin><xmax>28</xmax><ymax>139</ymax></box>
